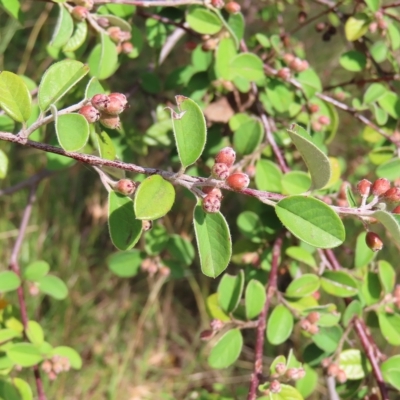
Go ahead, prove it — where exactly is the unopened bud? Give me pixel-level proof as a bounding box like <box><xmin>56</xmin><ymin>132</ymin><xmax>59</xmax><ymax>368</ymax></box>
<box><xmin>100</xmin><ymin>113</ymin><xmax>121</xmax><ymax>130</ymax></box>
<box><xmin>121</xmin><ymin>41</ymin><xmax>134</xmax><ymax>54</ymax></box>
<box><xmin>277</xmin><ymin>67</ymin><xmax>291</xmax><ymax>80</ymax></box>
<box><xmin>202</xmin><ymin>194</ymin><xmax>221</xmax><ymax>213</ymax></box>
<box><xmin>225</xmin><ymin>1</ymin><xmax>241</xmax><ymax>14</ymax></box>
<box><xmin>371</xmin><ymin>178</ymin><xmax>391</xmax><ymax>196</ymax></box>
<box><xmin>96</xmin><ymin>17</ymin><xmax>109</xmax><ymax>28</ymax></box>
<box><xmin>308</xmin><ymin>324</ymin><xmax>319</xmax><ymax>335</ymax></box>
<box><xmin>226</xmin><ymin>172</ymin><xmax>250</xmax><ymax>190</ymax></box>
<box><xmin>327</xmin><ymin>363</ymin><xmax>339</xmax><ymax>377</ymax></box>
<box><xmin>91</xmin><ymin>94</ymin><xmax>110</xmax><ymax>112</ymax></box>
<box><xmin>283</xmin><ymin>53</ymin><xmax>295</xmax><ymax>65</ymax></box>
<box><xmin>275</xmin><ymin>362</ymin><xmax>286</xmax><ymax>375</ymax></box>
<box><xmin>200</xmin><ymin>329</ymin><xmax>215</xmax><ymax>341</ymax></box>
<box><xmin>318</xmin><ymin>115</ymin><xmax>330</xmax><ymax>125</ymax></box>
<box><xmin>115</xmin><ymin>179</ymin><xmax>136</xmax><ymax>195</ymax></box>
<box><xmin>383</xmin><ymin>187</ymin><xmax>400</xmax><ymax>202</ymax></box>
<box><xmin>202</xmin><ymin>186</ymin><xmax>223</xmax><ymax>200</ymax></box>
<box><xmin>107</xmin><ymin>26</ymin><xmax>122</xmax><ymax>43</ymax></box>
<box><xmin>211</xmin><ymin>163</ymin><xmax>230</xmax><ymax>180</ymax></box>
<box><xmin>365</xmin><ymin>231</ymin><xmax>383</xmax><ymax>252</ymax></box>
<box><xmin>215</xmin><ymin>147</ymin><xmax>236</xmax><ymax>167</ymax></box>
<box><xmin>336</xmin><ymin>369</ymin><xmax>347</xmax><ymax>383</ymax></box>
<box><xmin>79</xmin><ymin>104</ymin><xmax>100</xmax><ymax>123</ymax></box>
<box><xmin>210</xmin><ymin>319</ymin><xmax>224</xmax><ymax>331</ymax></box>
<box><xmin>308</xmin><ymin>103</ymin><xmax>319</xmax><ymax>113</ymax></box>
<box><xmin>357</xmin><ymin>179</ymin><xmax>372</xmax><ymax>197</ymax></box>
<box><xmin>270</xmin><ymin>379</ymin><xmax>281</xmax><ymax>393</ymax></box>
<box><xmin>142</xmin><ymin>220</ymin><xmax>153</xmax><ymax>231</ymax></box>
<box><xmin>71</xmin><ymin>6</ymin><xmax>88</xmax><ymax>21</ymax></box>
<box><xmin>306</xmin><ymin>311</ymin><xmax>320</xmax><ymax>324</ymax></box>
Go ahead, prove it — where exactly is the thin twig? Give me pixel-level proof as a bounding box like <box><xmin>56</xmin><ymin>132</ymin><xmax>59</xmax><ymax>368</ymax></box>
<box><xmin>247</xmin><ymin>235</ymin><xmax>283</xmax><ymax>400</ymax></box>
<box><xmin>9</xmin><ymin>186</ymin><xmax>47</xmax><ymax>400</ymax></box>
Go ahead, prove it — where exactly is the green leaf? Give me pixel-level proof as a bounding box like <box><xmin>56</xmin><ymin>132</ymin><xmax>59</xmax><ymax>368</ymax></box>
<box><xmin>228</xmin><ymin>12</ymin><xmax>245</xmax><ymax>41</ymax></box>
<box><xmin>38</xmin><ymin>60</ymin><xmax>89</xmax><ymax>111</ymax></box>
<box><xmin>63</xmin><ymin>20</ymin><xmax>87</xmax><ymax>52</ymax></box>
<box><xmin>108</xmin><ymin>191</ymin><xmax>142</xmax><ymax>251</ymax></box>
<box><xmin>361</xmin><ymin>272</ymin><xmax>381</xmax><ymax>306</ymax></box>
<box><xmin>378</xmin><ymin>312</ymin><xmax>400</xmax><ymax>346</ymax></box>
<box><xmin>6</xmin><ymin>343</ymin><xmax>42</xmax><ymax>367</ymax></box>
<box><xmin>169</xmin><ymin>95</ymin><xmax>207</xmax><ymax>169</ymax></box>
<box><xmin>354</xmin><ymin>232</ymin><xmax>375</xmax><ymax>269</ymax></box>
<box><xmin>0</xmin><ymin>71</ymin><xmax>31</xmax><ymax>123</ymax></box>
<box><xmin>233</xmin><ymin>119</ymin><xmax>263</xmax><ymax>156</ymax></box>
<box><xmin>285</xmin><ymin>274</ymin><xmax>320</xmax><ymax>298</ymax></box>
<box><xmin>245</xmin><ymin>279</ymin><xmax>266</xmax><ymax>320</ymax></box>
<box><xmin>11</xmin><ymin>377</ymin><xmax>33</xmax><ymax>400</ymax></box>
<box><xmin>23</xmin><ymin>260</ymin><xmax>50</xmax><ymax>281</ymax></box>
<box><xmin>275</xmin><ymin>195</ymin><xmax>345</xmax><ymax>248</ymax></box>
<box><xmin>267</xmin><ymin>305</ymin><xmax>294</xmax><ymax>345</ymax></box>
<box><xmin>378</xmin><ymin>260</ymin><xmax>395</xmax><ymax>294</ymax></box>
<box><xmin>0</xmin><ymin>271</ymin><xmax>20</xmax><ymax>292</ymax></box>
<box><xmin>168</xmin><ymin>234</ymin><xmax>195</xmax><ymax>266</ymax></box>
<box><xmin>285</xmin><ymin>246</ymin><xmax>316</xmax><ymax>269</ymax></box>
<box><xmin>85</xmin><ymin>77</ymin><xmax>105</xmax><ymax>100</ymax></box>
<box><xmin>370</xmin><ymin>40</ymin><xmax>388</xmax><ymax>63</ymax></box>
<box><xmin>88</xmin><ymin>33</ymin><xmax>118</xmax><ymax>80</ymax></box>
<box><xmin>36</xmin><ymin>275</ymin><xmax>68</xmax><ymax>300</ymax></box>
<box><xmin>206</xmin><ymin>293</ymin><xmax>230</xmax><ymax>321</ymax></box>
<box><xmin>287</xmin><ymin>124</ymin><xmax>331</xmax><ymax>190</ymax></box>
<box><xmin>0</xmin><ymin>149</ymin><xmax>8</xmax><ymax>179</ymax></box>
<box><xmin>266</xmin><ymin>384</ymin><xmax>304</xmax><ymax>400</ymax></box>
<box><xmin>134</xmin><ymin>175</ymin><xmax>175</xmax><ymax>220</ymax></box>
<box><xmin>377</xmin><ymin>91</ymin><xmax>400</xmax><ymax>119</ymax></box>
<box><xmin>104</xmin><ymin>3</ymin><xmax>135</xmax><ymax>17</ymax></box>
<box><xmin>0</xmin><ymin>329</ymin><xmax>21</xmax><ymax>343</ymax></box>
<box><xmin>55</xmin><ymin>113</ymin><xmax>89</xmax><ymax>152</ymax></box>
<box><xmin>363</xmin><ymin>83</ymin><xmax>387</xmax><ymax>104</ymax></box>
<box><xmin>237</xmin><ymin>211</ymin><xmax>266</xmax><ymax>243</ymax></box>
<box><xmin>266</xmin><ymin>79</ymin><xmax>294</xmax><ymax>113</ymax></box>
<box><xmin>217</xmin><ymin>271</ymin><xmax>244</xmax><ymax>313</ymax></box>
<box><xmin>96</xmin><ymin>130</ymin><xmax>116</xmax><ymax>160</ymax></box>
<box><xmin>342</xmin><ymin>300</ymin><xmax>362</xmax><ymax>327</ymax></box>
<box><xmin>376</xmin><ymin>158</ymin><xmax>400</xmax><ymax>181</ymax></box>
<box><xmin>339</xmin><ymin>51</ymin><xmax>366</xmax><ymax>72</ymax></box>
<box><xmin>193</xmin><ymin>204</ymin><xmax>231</xmax><ymax>278</ymax></box>
<box><xmin>215</xmin><ymin>38</ymin><xmax>237</xmax><ymax>80</ymax></box>
<box><xmin>98</xmin><ymin>14</ymin><xmax>131</xmax><ymax>31</ymax></box>
<box><xmin>339</xmin><ymin>349</ymin><xmax>369</xmax><ymax>380</ymax></box>
<box><xmin>52</xmin><ymin>346</ymin><xmax>82</xmax><ymax>369</ymax></box>
<box><xmin>229</xmin><ymin>53</ymin><xmax>264</xmax><ymax>82</ymax></box>
<box><xmin>208</xmin><ymin>329</ymin><xmax>243</xmax><ymax>369</ymax></box>
<box><xmin>26</xmin><ymin>321</ymin><xmax>44</xmax><ymax>346</ymax></box>
<box><xmin>296</xmin><ymin>364</ymin><xmax>318</xmax><ymax>399</ymax></box>
<box><xmin>255</xmin><ymin>159</ymin><xmax>283</xmax><ymax>193</ymax></box>
<box><xmin>296</xmin><ymin>68</ymin><xmax>322</xmax><ymax>98</ymax></box>
<box><xmin>281</xmin><ymin>171</ymin><xmax>311</xmax><ymax>195</ymax></box>
<box><xmin>345</xmin><ymin>14</ymin><xmax>370</xmax><ymax>41</ymax></box>
<box><xmin>50</xmin><ymin>4</ymin><xmax>73</xmax><ymax>49</ymax></box>
<box><xmin>107</xmin><ymin>250</ymin><xmax>143</xmax><ymax>278</ymax></box>
<box><xmin>388</xmin><ymin>22</ymin><xmax>400</xmax><ymax>50</ymax></box>
<box><xmin>365</xmin><ymin>0</ymin><xmax>380</xmax><ymax>12</ymax></box>
<box><xmin>0</xmin><ymin>0</ymin><xmax>22</xmax><ymax>21</ymax></box>
<box><xmin>186</xmin><ymin>6</ymin><xmax>223</xmax><ymax>35</ymax></box>
<box><xmin>312</xmin><ymin>326</ymin><xmax>343</xmax><ymax>353</ymax></box>
<box><xmin>381</xmin><ymin>355</ymin><xmax>400</xmax><ymax>391</ymax></box>
<box><xmin>320</xmin><ymin>271</ymin><xmax>358</xmax><ymax>297</ymax></box>
<box><xmin>372</xmin><ymin>210</ymin><xmax>400</xmax><ymax>245</ymax></box>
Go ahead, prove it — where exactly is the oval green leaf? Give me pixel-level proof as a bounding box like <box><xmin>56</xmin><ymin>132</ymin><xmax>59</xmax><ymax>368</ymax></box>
<box><xmin>108</xmin><ymin>191</ymin><xmax>142</xmax><ymax>251</ymax></box>
<box><xmin>363</xmin><ymin>83</ymin><xmax>387</xmax><ymax>104</ymax></box>
<box><xmin>378</xmin><ymin>312</ymin><xmax>400</xmax><ymax>346</ymax></box>
<box><xmin>217</xmin><ymin>270</ymin><xmax>244</xmax><ymax>313</ymax></box>
<box><xmin>372</xmin><ymin>210</ymin><xmax>400</xmax><ymax>245</ymax></box>
<box><xmin>339</xmin><ymin>349</ymin><xmax>369</xmax><ymax>380</ymax></box>
<box><xmin>229</xmin><ymin>53</ymin><xmax>264</xmax><ymax>82</ymax></box>
<box><xmin>275</xmin><ymin>195</ymin><xmax>345</xmax><ymax>248</ymax></box>
<box><xmin>320</xmin><ymin>271</ymin><xmax>358</xmax><ymax>297</ymax></box>
<box><xmin>96</xmin><ymin>130</ymin><xmax>116</xmax><ymax>160</ymax></box>
<box><xmin>51</xmin><ymin>4</ymin><xmax>74</xmax><ymax>49</ymax></box>
<box><xmin>267</xmin><ymin>305</ymin><xmax>294</xmax><ymax>345</ymax></box>
<box><xmin>245</xmin><ymin>279</ymin><xmax>266</xmax><ymax>320</ymax></box>
<box><xmin>186</xmin><ymin>6</ymin><xmax>223</xmax><ymax>35</ymax></box>
<box><xmin>38</xmin><ymin>60</ymin><xmax>89</xmax><ymax>111</ymax></box>
<box><xmin>255</xmin><ymin>159</ymin><xmax>283</xmax><ymax>193</ymax></box>
<box><xmin>345</xmin><ymin>14</ymin><xmax>370</xmax><ymax>41</ymax></box>
<box><xmin>23</xmin><ymin>260</ymin><xmax>50</xmax><ymax>281</ymax></box>
<box><xmin>26</xmin><ymin>321</ymin><xmax>44</xmax><ymax>346</ymax></box>
<box><xmin>88</xmin><ymin>33</ymin><xmax>119</xmax><ymax>80</ymax></box>
<box><xmin>208</xmin><ymin>329</ymin><xmax>243</xmax><ymax>369</ymax></box>
<box><xmin>0</xmin><ymin>271</ymin><xmax>20</xmax><ymax>292</ymax></box>
<box><xmin>193</xmin><ymin>204</ymin><xmax>231</xmax><ymax>278</ymax></box>
<box><xmin>170</xmin><ymin>95</ymin><xmax>207</xmax><ymax>169</ymax></box>
<box><xmin>63</xmin><ymin>20</ymin><xmax>87</xmax><ymax>52</ymax></box>
<box><xmin>233</xmin><ymin>118</ymin><xmax>263</xmax><ymax>156</ymax></box>
<box><xmin>55</xmin><ymin>113</ymin><xmax>89</xmax><ymax>152</ymax></box>
<box><xmin>378</xmin><ymin>260</ymin><xmax>395</xmax><ymax>294</ymax></box>
<box><xmin>0</xmin><ymin>71</ymin><xmax>31</xmax><ymax>123</ymax></box>
<box><xmin>134</xmin><ymin>175</ymin><xmax>175</xmax><ymax>220</ymax></box>
<box><xmin>285</xmin><ymin>274</ymin><xmax>320</xmax><ymax>298</ymax></box>
<box><xmin>281</xmin><ymin>171</ymin><xmax>311</xmax><ymax>195</ymax></box>
<box><xmin>339</xmin><ymin>51</ymin><xmax>366</xmax><ymax>72</ymax></box>
<box><xmin>376</xmin><ymin>158</ymin><xmax>400</xmax><ymax>181</ymax></box>
<box><xmin>285</xmin><ymin>246</ymin><xmax>317</xmax><ymax>269</ymax></box>
<box><xmin>355</xmin><ymin>232</ymin><xmax>375</xmax><ymax>269</ymax></box>
<box><xmin>381</xmin><ymin>355</ymin><xmax>400</xmax><ymax>391</ymax></box>
<box><xmin>107</xmin><ymin>250</ymin><xmax>143</xmax><ymax>278</ymax></box>
<box><xmin>36</xmin><ymin>275</ymin><xmax>68</xmax><ymax>300</ymax></box>
<box><xmin>6</xmin><ymin>343</ymin><xmax>42</xmax><ymax>367</ymax></box>
<box><xmin>312</xmin><ymin>326</ymin><xmax>343</xmax><ymax>353</ymax></box>
<box><xmin>287</xmin><ymin>124</ymin><xmax>331</xmax><ymax>190</ymax></box>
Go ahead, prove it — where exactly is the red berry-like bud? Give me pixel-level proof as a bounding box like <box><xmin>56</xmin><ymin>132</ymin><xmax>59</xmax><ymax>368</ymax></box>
<box><xmin>200</xmin><ymin>329</ymin><xmax>215</xmax><ymax>341</ymax></box>
<box><xmin>321</xmin><ymin>358</ymin><xmax>331</xmax><ymax>368</ymax></box>
<box><xmin>336</xmin><ymin>369</ymin><xmax>347</xmax><ymax>383</ymax></box>
<box><xmin>308</xmin><ymin>103</ymin><xmax>319</xmax><ymax>113</ymax></box>
<box><xmin>312</xmin><ymin>121</ymin><xmax>322</xmax><ymax>132</ymax></box>
<box><xmin>298</xmin><ymin>60</ymin><xmax>309</xmax><ymax>71</ymax></box>
<box><xmin>289</xmin><ymin>57</ymin><xmax>303</xmax><ymax>72</ymax></box>
<box><xmin>202</xmin><ymin>186</ymin><xmax>223</xmax><ymax>200</ymax></box>
<box><xmin>270</xmin><ymin>380</ymin><xmax>281</xmax><ymax>393</ymax></box>
<box><xmin>121</xmin><ymin>41</ymin><xmax>133</xmax><ymax>54</ymax></box>
<box><xmin>226</xmin><ymin>172</ymin><xmax>250</xmax><ymax>190</ymax></box>
<box><xmin>72</xmin><ymin>0</ymin><xmax>93</xmax><ymax>9</ymax></box>
<box><xmin>306</xmin><ymin>311</ymin><xmax>320</xmax><ymax>324</ymax></box>
<box><xmin>211</xmin><ymin>163</ymin><xmax>230</xmax><ymax>180</ymax></box>
<box><xmin>327</xmin><ymin>363</ymin><xmax>339</xmax><ymax>377</ymax></box>
<box><xmin>283</xmin><ymin>53</ymin><xmax>295</xmax><ymax>65</ymax></box>
<box><xmin>245</xmin><ymin>165</ymin><xmax>256</xmax><ymax>178</ymax></box>
<box><xmin>369</xmin><ymin>21</ymin><xmax>378</xmax><ymax>33</ymax></box>
<box><xmin>392</xmin><ymin>205</ymin><xmax>400</xmax><ymax>214</ymax></box>
<box><xmin>119</xmin><ymin>31</ymin><xmax>132</xmax><ymax>42</ymax></box>
<box><xmin>203</xmin><ymin>194</ymin><xmax>221</xmax><ymax>213</ymax></box>
<box><xmin>100</xmin><ymin>113</ymin><xmax>121</xmax><ymax>130</ymax></box>
<box><xmin>357</xmin><ymin>179</ymin><xmax>372</xmax><ymax>197</ymax></box>
<box><xmin>109</xmin><ymin>92</ymin><xmax>128</xmax><ymax>108</ymax></box>
<box><xmin>277</xmin><ymin>67</ymin><xmax>291</xmax><ymax>80</ymax></box>
<box><xmin>298</xmin><ymin>11</ymin><xmax>307</xmax><ymax>23</ymax></box>
<box><xmin>210</xmin><ymin>319</ymin><xmax>224</xmax><ymax>331</ymax></box>
<box><xmin>300</xmin><ymin>318</ymin><xmax>311</xmax><ymax>331</ymax></box>
<box><xmin>215</xmin><ymin>147</ymin><xmax>236</xmax><ymax>167</ymax></box>
<box><xmin>115</xmin><ymin>179</ymin><xmax>136</xmax><ymax>195</ymax></box>
<box><xmin>79</xmin><ymin>104</ymin><xmax>100</xmax><ymax>123</ymax></box>
<box><xmin>371</xmin><ymin>178</ymin><xmax>391</xmax><ymax>196</ymax></box>
<box><xmin>297</xmin><ymin>368</ymin><xmax>306</xmax><ymax>379</ymax></box>
<box><xmin>225</xmin><ymin>1</ymin><xmax>241</xmax><ymax>14</ymax></box>
<box><xmin>91</xmin><ymin>94</ymin><xmax>110</xmax><ymax>112</ymax></box>
<box><xmin>201</xmin><ymin>39</ymin><xmax>218</xmax><ymax>52</ymax></box>
<box><xmin>28</xmin><ymin>282</ymin><xmax>40</xmax><ymax>296</ymax></box>
<box><xmin>318</xmin><ymin>115</ymin><xmax>330</xmax><ymax>125</ymax></box>
<box><xmin>41</xmin><ymin>360</ymin><xmax>52</xmax><ymax>374</ymax></box>
<box><xmin>365</xmin><ymin>231</ymin><xmax>383</xmax><ymax>252</ymax></box>
<box><xmin>315</xmin><ymin>22</ymin><xmax>326</xmax><ymax>32</ymax></box>
<box><xmin>308</xmin><ymin>324</ymin><xmax>319</xmax><ymax>335</ymax></box>
<box><xmin>275</xmin><ymin>362</ymin><xmax>286</xmax><ymax>375</ymax></box>
<box><xmin>104</xmin><ymin>96</ymin><xmax>126</xmax><ymax>115</ymax></box>
<box><xmin>96</xmin><ymin>17</ymin><xmax>109</xmax><ymax>28</ymax></box>
<box><xmin>211</xmin><ymin>0</ymin><xmax>224</xmax><ymax>8</ymax></box>
<box><xmin>184</xmin><ymin>41</ymin><xmax>198</xmax><ymax>51</ymax></box>
<box><xmin>71</xmin><ymin>6</ymin><xmax>88</xmax><ymax>21</ymax></box>
<box><xmin>285</xmin><ymin>368</ymin><xmax>299</xmax><ymax>380</ymax></box>
<box><xmin>142</xmin><ymin>220</ymin><xmax>153</xmax><ymax>232</ymax></box>
<box><xmin>383</xmin><ymin>186</ymin><xmax>400</xmax><ymax>202</ymax></box>
<box><xmin>107</xmin><ymin>26</ymin><xmax>122</xmax><ymax>43</ymax></box>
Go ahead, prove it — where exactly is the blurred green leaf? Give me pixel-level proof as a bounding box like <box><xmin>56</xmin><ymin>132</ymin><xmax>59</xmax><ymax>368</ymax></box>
<box><xmin>267</xmin><ymin>305</ymin><xmax>294</xmax><ymax>345</ymax></box>
<box><xmin>245</xmin><ymin>279</ymin><xmax>266</xmax><ymax>320</ymax></box>
<box><xmin>217</xmin><ymin>271</ymin><xmax>244</xmax><ymax>313</ymax></box>
<box><xmin>208</xmin><ymin>329</ymin><xmax>243</xmax><ymax>369</ymax></box>
<box><xmin>0</xmin><ymin>271</ymin><xmax>20</xmax><ymax>292</ymax></box>
<box><xmin>37</xmin><ymin>275</ymin><xmax>68</xmax><ymax>300</ymax></box>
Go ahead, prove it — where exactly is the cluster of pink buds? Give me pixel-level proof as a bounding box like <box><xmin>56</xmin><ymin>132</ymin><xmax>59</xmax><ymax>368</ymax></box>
<box><xmin>70</xmin><ymin>0</ymin><xmax>93</xmax><ymax>21</ymax></box>
<box><xmin>141</xmin><ymin>257</ymin><xmax>170</xmax><ymax>277</ymax></box>
<box><xmin>41</xmin><ymin>356</ymin><xmax>70</xmax><ymax>381</ymax></box>
<box><xmin>299</xmin><ymin>311</ymin><xmax>320</xmax><ymax>335</ymax></box>
<box><xmin>79</xmin><ymin>92</ymin><xmax>129</xmax><ymax>129</ymax></box>
<box><xmin>322</xmin><ymin>359</ymin><xmax>347</xmax><ymax>383</ymax></box>
<box><xmin>282</xmin><ymin>53</ymin><xmax>309</xmax><ymax>73</ymax></box>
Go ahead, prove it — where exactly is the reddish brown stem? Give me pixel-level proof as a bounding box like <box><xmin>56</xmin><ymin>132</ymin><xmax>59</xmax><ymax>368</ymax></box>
<box><xmin>9</xmin><ymin>186</ymin><xmax>47</xmax><ymax>400</ymax></box>
<box><xmin>247</xmin><ymin>235</ymin><xmax>283</xmax><ymax>400</ymax></box>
